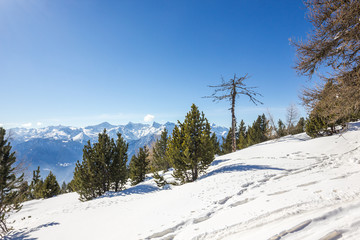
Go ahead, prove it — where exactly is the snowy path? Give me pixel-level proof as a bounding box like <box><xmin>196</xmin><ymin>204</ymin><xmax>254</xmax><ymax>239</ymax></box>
<box><xmin>6</xmin><ymin>122</ymin><xmax>360</xmax><ymax>240</ymax></box>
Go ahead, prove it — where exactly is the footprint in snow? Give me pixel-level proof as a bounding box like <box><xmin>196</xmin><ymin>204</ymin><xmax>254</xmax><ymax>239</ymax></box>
<box><xmin>297</xmin><ymin>181</ymin><xmax>319</xmax><ymax>187</ymax></box>
<box><xmin>267</xmin><ymin>190</ymin><xmax>291</xmax><ymax>196</ymax></box>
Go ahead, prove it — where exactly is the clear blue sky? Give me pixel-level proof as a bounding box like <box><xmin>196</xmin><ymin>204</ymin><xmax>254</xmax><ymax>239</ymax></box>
<box><xmin>0</xmin><ymin>0</ymin><xmax>313</xmax><ymax>129</ymax></box>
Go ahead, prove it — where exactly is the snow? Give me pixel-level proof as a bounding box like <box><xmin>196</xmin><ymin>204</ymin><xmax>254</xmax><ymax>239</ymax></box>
<box><xmin>6</xmin><ymin>122</ymin><xmax>360</xmax><ymax>240</ymax></box>
<box><xmin>72</xmin><ymin>132</ymin><xmax>84</xmax><ymax>142</ymax></box>
<box><xmin>8</xmin><ymin>122</ymin><xmax>226</xmax><ymax>144</ymax></box>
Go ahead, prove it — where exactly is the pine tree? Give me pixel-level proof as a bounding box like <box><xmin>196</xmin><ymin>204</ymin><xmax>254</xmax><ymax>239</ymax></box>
<box><xmin>33</xmin><ymin>179</ymin><xmax>44</xmax><ymax>199</ymax></box>
<box><xmin>247</xmin><ymin>114</ymin><xmax>269</xmax><ymax>146</ymax></box>
<box><xmin>167</xmin><ymin>104</ymin><xmax>215</xmax><ymax>183</ymax></box>
<box><xmin>129</xmin><ymin>146</ymin><xmax>149</xmax><ymax>185</ymax></box>
<box><xmin>259</xmin><ymin>114</ymin><xmax>269</xmax><ymax>141</ymax></box>
<box><xmin>237</xmin><ymin>120</ymin><xmax>247</xmax><ymax>150</ymax></box>
<box><xmin>152</xmin><ymin>169</ymin><xmax>168</xmax><ymax>188</ymax></box>
<box><xmin>72</xmin><ymin>129</ymin><xmax>129</xmax><ymax>201</ymax></box>
<box><xmin>67</xmin><ymin>179</ymin><xmax>75</xmax><ymax>193</ymax></box>
<box><xmin>151</xmin><ymin>129</ymin><xmax>170</xmax><ymax>172</ymax></box>
<box><xmin>294</xmin><ymin>117</ymin><xmax>305</xmax><ymax>134</ymax></box>
<box><xmin>220</xmin><ymin>129</ymin><xmax>233</xmax><ymax>155</ymax></box>
<box><xmin>111</xmin><ymin>133</ymin><xmax>128</xmax><ymax>192</ymax></box>
<box><xmin>210</xmin><ymin>133</ymin><xmax>221</xmax><ymax>155</ymax></box>
<box><xmin>60</xmin><ymin>181</ymin><xmax>67</xmax><ymax>194</ymax></box>
<box><xmin>18</xmin><ymin>181</ymin><xmax>30</xmax><ymax>202</ymax></box>
<box><xmin>92</xmin><ymin>129</ymin><xmax>114</xmax><ymax>193</ymax></box>
<box><xmin>73</xmin><ymin>141</ymin><xmax>101</xmax><ymax>201</ymax></box>
<box><xmin>42</xmin><ymin>171</ymin><xmax>60</xmax><ymax>198</ymax></box>
<box><xmin>277</xmin><ymin>119</ymin><xmax>287</xmax><ymax>137</ymax></box>
<box><xmin>0</xmin><ymin>128</ymin><xmax>24</xmax><ymax>236</ymax></box>
<box><xmin>29</xmin><ymin>166</ymin><xmax>41</xmax><ymax>199</ymax></box>
<box><xmin>305</xmin><ymin>116</ymin><xmax>330</xmax><ymax>138</ymax></box>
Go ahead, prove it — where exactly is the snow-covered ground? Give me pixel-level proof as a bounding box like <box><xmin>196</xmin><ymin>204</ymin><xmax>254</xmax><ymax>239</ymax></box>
<box><xmin>6</xmin><ymin>122</ymin><xmax>360</xmax><ymax>240</ymax></box>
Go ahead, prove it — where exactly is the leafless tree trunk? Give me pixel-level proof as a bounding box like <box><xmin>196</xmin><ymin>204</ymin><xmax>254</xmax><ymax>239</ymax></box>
<box><xmin>231</xmin><ymin>88</ymin><xmax>236</xmax><ymax>152</ymax></box>
<box><xmin>266</xmin><ymin>109</ymin><xmax>278</xmax><ymax>139</ymax></box>
<box><xmin>286</xmin><ymin>104</ymin><xmax>299</xmax><ymax>134</ymax></box>
<box><xmin>205</xmin><ymin>74</ymin><xmax>263</xmax><ymax>152</ymax></box>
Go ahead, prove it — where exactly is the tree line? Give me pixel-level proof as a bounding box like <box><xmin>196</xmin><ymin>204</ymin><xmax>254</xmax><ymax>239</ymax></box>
<box><xmin>218</xmin><ymin>110</ymin><xmax>305</xmax><ymax>155</ymax></box>
<box><xmin>71</xmin><ymin>104</ymin><xmax>215</xmax><ymax>200</ymax></box>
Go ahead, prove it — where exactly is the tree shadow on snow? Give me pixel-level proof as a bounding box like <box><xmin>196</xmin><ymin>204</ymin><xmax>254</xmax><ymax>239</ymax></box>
<box><xmin>346</xmin><ymin>121</ymin><xmax>360</xmax><ymax>132</ymax></box>
<box><xmin>4</xmin><ymin>222</ymin><xmax>60</xmax><ymax>240</ymax></box>
<box><xmin>211</xmin><ymin>158</ymin><xmax>231</xmax><ymax>167</ymax></box>
<box><xmin>200</xmin><ymin>164</ymin><xmax>285</xmax><ymax>180</ymax></box>
<box><xmin>100</xmin><ymin>184</ymin><xmax>159</xmax><ymax>198</ymax></box>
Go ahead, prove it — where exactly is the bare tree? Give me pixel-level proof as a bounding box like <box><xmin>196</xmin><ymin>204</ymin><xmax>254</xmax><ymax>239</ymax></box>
<box><xmin>266</xmin><ymin>109</ymin><xmax>278</xmax><ymax>139</ymax></box>
<box><xmin>286</xmin><ymin>104</ymin><xmax>299</xmax><ymax>134</ymax></box>
<box><xmin>205</xmin><ymin>74</ymin><xmax>262</xmax><ymax>152</ymax></box>
<box><xmin>291</xmin><ymin>0</ymin><xmax>360</xmax><ymax>126</ymax></box>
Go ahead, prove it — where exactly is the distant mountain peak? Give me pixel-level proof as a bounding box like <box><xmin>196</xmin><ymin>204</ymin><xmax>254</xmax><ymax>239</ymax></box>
<box><xmin>152</xmin><ymin>122</ymin><xmax>162</xmax><ymax>128</ymax></box>
<box><xmin>165</xmin><ymin>121</ymin><xmax>176</xmax><ymax>126</ymax></box>
<box><xmin>126</xmin><ymin>122</ymin><xmax>147</xmax><ymax>128</ymax></box>
<box><xmin>97</xmin><ymin>122</ymin><xmax>114</xmax><ymax>128</ymax></box>
<box><xmin>85</xmin><ymin>122</ymin><xmax>115</xmax><ymax>130</ymax></box>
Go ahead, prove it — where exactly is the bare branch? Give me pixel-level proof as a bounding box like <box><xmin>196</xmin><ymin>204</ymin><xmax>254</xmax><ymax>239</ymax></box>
<box><xmin>204</xmin><ymin>74</ymin><xmax>263</xmax><ymax>152</ymax></box>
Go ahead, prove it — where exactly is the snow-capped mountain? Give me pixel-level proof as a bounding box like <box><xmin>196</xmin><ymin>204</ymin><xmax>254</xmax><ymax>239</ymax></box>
<box><xmin>7</xmin><ymin>122</ymin><xmax>228</xmax><ymax>183</ymax></box>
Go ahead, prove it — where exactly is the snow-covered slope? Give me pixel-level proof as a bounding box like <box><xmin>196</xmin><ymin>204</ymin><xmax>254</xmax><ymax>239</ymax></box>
<box><xmin>7</xmin><ymin>122</ymin><xmax>360</xmax><ymax>240</ymax></box>
<box><xmin>8</xmin><ymin>122</ymin><xmax>228</xmax><ymax>183</ymax></box>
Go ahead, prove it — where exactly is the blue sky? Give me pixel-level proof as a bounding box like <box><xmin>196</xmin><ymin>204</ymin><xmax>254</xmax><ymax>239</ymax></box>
<box><xmin>0</xmin><ymin>0</ymin><xmax>313</xmax><ymax>128</ymax></box>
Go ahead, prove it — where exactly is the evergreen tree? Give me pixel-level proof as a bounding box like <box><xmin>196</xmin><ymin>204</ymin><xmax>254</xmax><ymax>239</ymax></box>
<box><xmin>73</xmin><ymin>140</ymin><xmax>102</xmax><ymax>201</ymax></box>
<box><xmin>259</xmin><ymin>114</ymin><xmax>269</xmax><ymax>140</ymax></box>
<box><xmin>237</xmin><ymin>120</ymin><xmax>247</xmax><ymax>150</ymax></box>
<box><xmin>247</xmin><ymin>114</ymin><xmax>269</xmax><ymax>146</ymax></box>
<box><xmin>33</xmin><ymin>179</ymin><xmax>44</xmax><ymax>199</ymax></box>
<box><xmin>32</xmin><ymin>166</ymin><xmax>41</xmax><ymax>185</ymax></box>
<box><xmin>305</xmin><ymin>116</ymin><xmax>331</xmax><ymax>138</ymax></box>
<box><xmin>167</xmin><ymin>104</ymin><xmax>215</xmax><ymax>183</ymax></box>
<box><xmin>60</xmin><ymin>181</ymin><xmax>67</xmax><ymax>194</ymax></box>
<box><xmin>42</xmin><ymin>172</ymin><xmax>60</xmax><ymax>198</ymax></box>
<box><xmin>29</xmin><ymin>166</ymin><xmax>41</xmax><ymax>199</ymax></box>
<box><xmin>129</xmin><ymin>146</ymin><xmax>149</xmax><ymax>185</ymax></box>
<box><xmin>277</xmin><ymin>119</ymin><xmax>287</xmax><ymax>137</ymax></box>
<box><xmin>0</xmin><ymin>128</ymin><xmax>24</xmax><ymax>236</ymax></box>
<box><xmin>72</xmin><ymin>129</ymin><xmax>129</xmax><ymax>201</ymax></box>
<box><xmin>18</xmin><ymin>181</ymin><xmax>30</xmax><ymax>202</ymax></box>
<box><xmin>151</xmin><ymin>129</ymin><xmax>170</xmax><ymax>171</ymax></box>
<box><xmin>294</xmin><ymin>117</ymin><xmax>305</xmax><ymax>134</ymax></box>
<box><xmin>111</xmin><ymin>133</ymin><xmax>128</xmax><ymax>192</ymax></box>
<box><xmin>152</xmin><ymin>169</ymin><xmax>168</xmax><ymax>188</ymax></box>
<box><xmin>210</xmin><ymin>133</ymin><xmax>221</xmax><ymax>155</ymax></box>
<box><xmin>67</xmin><ymin>179</ymin><xmax>75</xmax><ymax>193</ymax></box>
<box><xmin>92</xmin><ymin>129</ymin><xmax>114</xmax><ymax>193</ymax></box>
<box><xmin>220</xmin><ymin>129</ymin><xmax>233</xmax><ymax>155</ymax></box>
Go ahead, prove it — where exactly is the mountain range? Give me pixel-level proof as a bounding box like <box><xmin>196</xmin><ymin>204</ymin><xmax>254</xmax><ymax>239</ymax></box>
<box><xmin>7</xmin><ymin>122</ymin><xmax>228</xmax><ymax>183</ymax></box>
